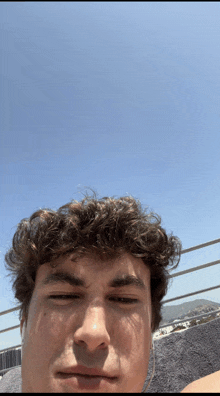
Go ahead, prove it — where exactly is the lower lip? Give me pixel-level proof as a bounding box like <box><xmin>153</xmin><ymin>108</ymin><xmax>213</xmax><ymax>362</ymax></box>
<box><xmin>57</xmin><ymin>372</ymin><xmax>117</xmax><ymax>390</ymax></box>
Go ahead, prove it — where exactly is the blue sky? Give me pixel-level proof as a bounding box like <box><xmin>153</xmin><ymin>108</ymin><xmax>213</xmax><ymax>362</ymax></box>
<box><xmin>0</xmin><ymin>2</ymin><xmax>220</xmax><ymax>349</ymax></box>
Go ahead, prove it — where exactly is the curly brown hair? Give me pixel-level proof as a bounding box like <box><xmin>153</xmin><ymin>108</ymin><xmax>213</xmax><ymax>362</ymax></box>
<box><xmin>5</xmin><ymin>194</ymin><xmax>181</xmax><ymax>332</ymax></box>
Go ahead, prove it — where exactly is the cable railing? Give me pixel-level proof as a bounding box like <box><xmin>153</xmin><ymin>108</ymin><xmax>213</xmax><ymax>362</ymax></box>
<box><xmin>0</xmin><ymin>237</ymin><xmax>220</xmax><ymax>375</ymax></box>
<box><xmin>159</xmin><ymin>308</ymin><xmax>220</xmax><ymax>330</ymax></box>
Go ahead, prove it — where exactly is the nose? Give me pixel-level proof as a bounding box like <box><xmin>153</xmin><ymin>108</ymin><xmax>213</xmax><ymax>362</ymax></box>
<box><xmin>74</xmin><ymin>305</ymin><xmax>110</xmax><ymax>352</ymax></box>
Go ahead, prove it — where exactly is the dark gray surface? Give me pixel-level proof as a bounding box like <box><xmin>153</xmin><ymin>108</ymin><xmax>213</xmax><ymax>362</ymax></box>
<box><xmin>0</xmin><ymin>317</ymin><xmax>219</xmax><ymax>392</ymax></box>
<box><xmin>0</xmin><ymin>367</ymin><xmax>22</xmax><ymax>393</ymax></box>
<box><xmin>145</xmin><ymin>317</ymin><xmax>220</xmax><ymax>393</ymax></box>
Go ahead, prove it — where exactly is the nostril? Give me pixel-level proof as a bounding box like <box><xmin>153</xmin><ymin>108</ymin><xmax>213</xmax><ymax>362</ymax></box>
<box><xmin>75</xmin><ymin>339</ymin><xmax>86</xmax><ymax>347</ymax></box>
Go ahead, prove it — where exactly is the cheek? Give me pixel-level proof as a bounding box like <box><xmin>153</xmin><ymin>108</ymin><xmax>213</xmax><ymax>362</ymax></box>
<box><xmin>116</xmin><ymin>312</ymin><xmax>151</xmax><ymax>359</ymax></box>
<box><xmin>116</xmin><ymin>313</ymin><xmax>151</xmax><ymax>392</ymax></box>
<box><xmin>27</xmin><ymin>306</ymin><xmax>69</xmax><ymax>353</ymax></box>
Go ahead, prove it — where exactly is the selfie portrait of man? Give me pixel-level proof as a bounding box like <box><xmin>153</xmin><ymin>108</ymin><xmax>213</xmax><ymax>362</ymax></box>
<box><xmin>4</xmin><ymin>194</ymin><xmax>181</xmax><ymax>393</ymax></box>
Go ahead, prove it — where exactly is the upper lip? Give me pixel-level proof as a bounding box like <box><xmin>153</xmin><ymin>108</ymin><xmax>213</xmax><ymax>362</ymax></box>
<box><xmin>58</xmin><ymin>365</ymin><xmax>117</xmax><ymax>379</ymax></box>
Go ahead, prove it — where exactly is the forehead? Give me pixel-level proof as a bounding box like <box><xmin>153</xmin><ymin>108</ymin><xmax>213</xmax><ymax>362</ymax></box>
<box><xmin>35</xmin><ymin>252</ymin><xmax>150</xmax><ymax>288</ymax></box>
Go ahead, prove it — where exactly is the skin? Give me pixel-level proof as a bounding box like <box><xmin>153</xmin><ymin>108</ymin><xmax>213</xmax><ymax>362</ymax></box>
<box><xmin>181</xmin><ymin>370</ymin><xmax>220</xmax><ymax>393</ymax></box>
<box><xmin>20</xmin><ymin>252</ymin><xmax>152</xmax><ymax>393</ymax></box>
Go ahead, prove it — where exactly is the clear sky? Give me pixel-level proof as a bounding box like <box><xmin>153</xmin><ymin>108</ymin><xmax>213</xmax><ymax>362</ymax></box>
<box><xmin>1</xmin><ymin>2</ymin><xmax>220</xmax><ymax>350</ymax></box>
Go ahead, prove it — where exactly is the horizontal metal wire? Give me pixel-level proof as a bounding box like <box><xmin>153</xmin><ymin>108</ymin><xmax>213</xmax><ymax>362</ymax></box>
<box><xmin>0</xmin><ymin>364</ymin><xmax>21</xmax><ymax>376</ymax></box>
<box><xmin>162</xmin><ymin>284</ymin><xmax>220</xmax><ymax>304</ymax></box>
<box><xmin>180</xmin><ymin>237</ymin><xmax>220</xmax><ymax>254</ymax></box>
<box><xmin>0</xmin><ymin>344</ymin><xmax>21</xmax><ymax>354</ymax></box>
<box><xmin>0</xmin><ymin>305</ymin><xmax>21</xmax><ymax>317</ymax></box>
<box><xmin>158</xmin><ymin>308</ymin><xmax>220</xmax><ymax>330</ymax></box>
<box><xmin>168</xmin><ymin>259</ymin><xmax>220</xmax><ymax>279</ymax></box>
<box><xmin>0</xmin><ymin>324</ymin><xmax>20</xmax><ymax>335</ymax></box>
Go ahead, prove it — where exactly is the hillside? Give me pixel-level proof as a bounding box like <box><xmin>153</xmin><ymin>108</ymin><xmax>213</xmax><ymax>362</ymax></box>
<box><xmin>161</xmin><ymin>298</ymin><xmax>220</xmax><ymax>325</ymax></box>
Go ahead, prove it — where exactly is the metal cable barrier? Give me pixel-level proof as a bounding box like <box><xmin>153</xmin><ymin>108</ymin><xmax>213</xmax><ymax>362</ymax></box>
<box><xmin>0</xmin><ymin>237</ymin><xmax>220</xmax><ymax>375</ymax></box>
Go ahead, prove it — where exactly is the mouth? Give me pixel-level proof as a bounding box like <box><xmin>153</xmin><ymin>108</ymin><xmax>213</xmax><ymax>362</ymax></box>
<box><xmin>56</xmin><ymin>372</ymin><xmax>118</xmax><ymax>389</ymax></box>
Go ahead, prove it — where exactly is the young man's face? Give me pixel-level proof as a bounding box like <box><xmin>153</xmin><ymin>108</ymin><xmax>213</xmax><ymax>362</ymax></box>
<box><xmin>21</xmin><ymin>252</ymin><xmax>152</xmax><ymax>393</ymax></box>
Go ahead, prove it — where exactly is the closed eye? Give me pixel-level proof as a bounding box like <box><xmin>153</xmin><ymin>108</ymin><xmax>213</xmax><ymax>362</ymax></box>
<box><xmin>109</xmin><ymin>297</ymin><xmax>139</xmax><ymax>304</ymax></box>
<box><xmin>49</xmin><ymin>294</ymin><xmax>80</xmax><ymax>300</ymax></box>
<box><xmin>48</xmin><ymin>295</ymin><xmax>138</xmax><ymax>304</ymax></box>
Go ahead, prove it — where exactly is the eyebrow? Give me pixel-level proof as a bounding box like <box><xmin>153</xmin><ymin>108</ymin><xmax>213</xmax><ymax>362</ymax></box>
<box><xmin>41</xmin><ymin>271</ymin><xmax>146</xmax><ymax>290</ymax></box>
<box><xmin>108</xmin><ymin>274</ymin><xmax>146</xmax><ymax>290</ymax></box>
<box><xmin>42</xmin><ymin>272</ymin><xmax>86</xmax><ymax>288</ymax></box>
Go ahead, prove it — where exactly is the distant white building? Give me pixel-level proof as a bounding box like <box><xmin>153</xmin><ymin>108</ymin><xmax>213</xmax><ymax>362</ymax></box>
<box><xmin>153</xmin><ymin>320</ymin><xmax>193</xmax><ymax>339</ymax></box>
